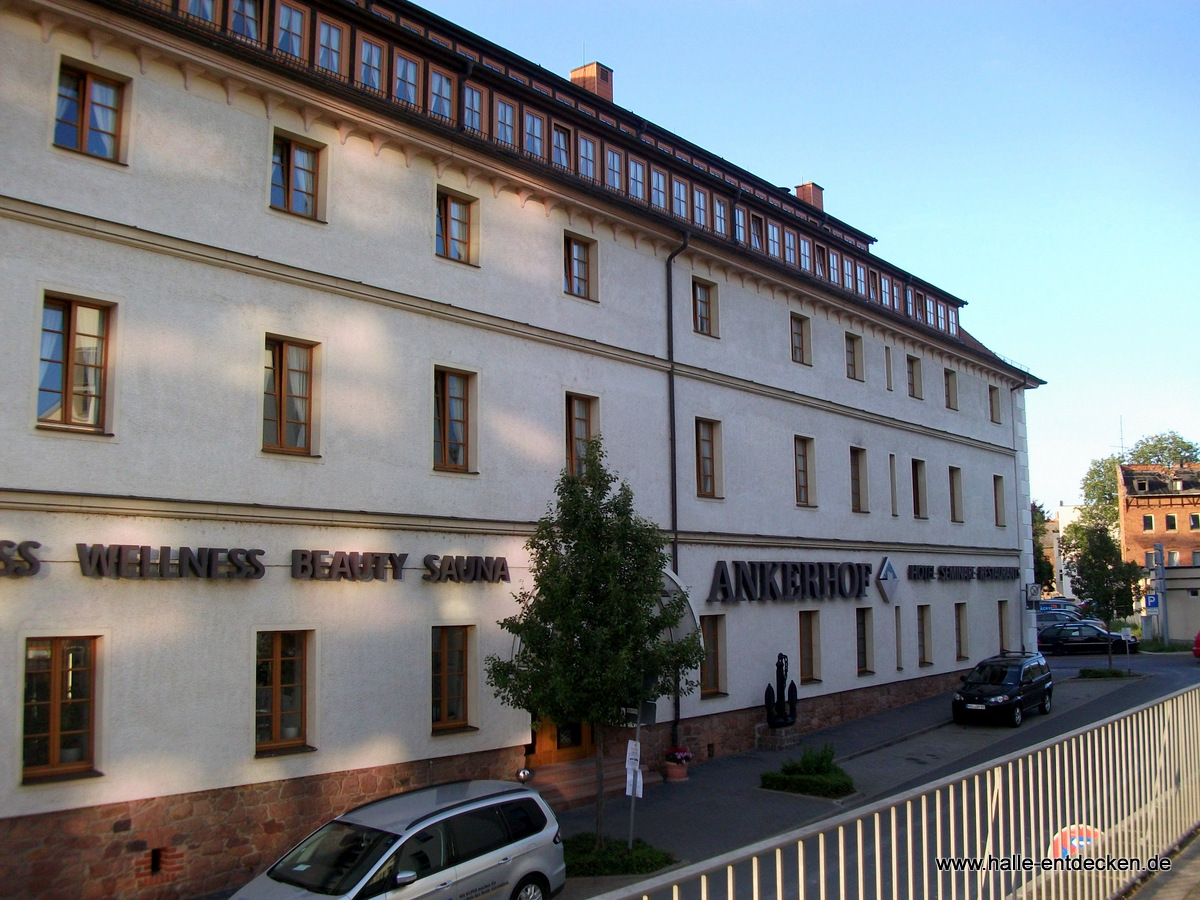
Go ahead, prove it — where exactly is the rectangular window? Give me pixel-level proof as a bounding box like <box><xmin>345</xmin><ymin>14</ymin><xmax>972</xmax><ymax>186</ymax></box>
<box><xmin>856</xmin><ymin>264</ymin><xmax>867</xmax><ymax>295</ymax></box>
<box><xmin>523</xmin><ymin>112</ymin><xmax>544</xmax><ymax>157</ymax></box>
<box><xmin>434</xmin><ymin>368</ymin><xmax>470</xmax><ymax>471</ymax></box>
<box><xmin>693</xmin><ymin>189</ymin><xmax>708</xmax><ymax>228</ymax></box>
<box><xmin>578</xmin><ymin>137</ymin><xmax>596</xmax><ymax>179</ymax></box>
<box><xmin>869</xmin><ymin>271</ymin><xmax>878</xmax><ymax>301</ymax></box>
<box><xmin>749</xmin><ymin>215</ymin><xmax>764</xmax><ymax>251</ymax></box>
<box><xmin>955</xmin><ymin>603</ymin><xmax>968</xmax><ymax>660</ymax></box>
<box><xmin>1168</xmin><ymin>550</ymin><xmax>1180</xmax><ymax>567</ymax></box>
<box><xmin>1190</xmin><ymin>514</ymin><xmax>1199</xmax><ymax>530</ymax></box>
<box><xmin>993</xmin><ymin>475</ymin><xmax>1007</xmax><ymax>526</ymax></box>
<box><xmin>850</xmin><ymin>447</ymin><xmax>868</xmax><ymax>512</ymax></box>
<box><xmin>231</xmin><ymin>0</ymin><xmax>261</xmax><ymax>40</ymax></box>
<box><xmin>856</xmin><ymin>608</ymin><xmax>873</xmax><ymax>675</ymax></box>
<box><xmin>845</xmin><ymin>333</ymin><xmax>863</xmax><ymax>381</ymax></box>
<box><xmin>38</xmin><ymin>298</ymin><xmax>109</xmax><ymax>431</ymax></box>
<box><xmin>798</xmin><ymin>611</ymin><xmax>819</xmax><ymax>683</ymax></box>
<box><xmin>884</xmin><ymin>346</ymin><xmax>894</xmax><ymax>391</ymax></box>
<box><xmin>276</xmin><ymin>2</ymin><xmax>306</xmax><ymax>58</ymax></box>
<box><xmin>989</xmin><ymin>386</ymin><xmax>1002</xmax><ymax>424</ymax></box>
<box><xmin>794</xmin><ymin>436</ymin><xmax>813</xmax><ymax>506</ymax></box>
<box><xmin>628</xmin><ymin>158</ymin><xmax>645</xmax><ymax>200</ymax></box>
<box><xmin>429</xmin><ymin>70</ymin><xmax>453</xmax><ymax>120</ymax></box>
<box><xmin>829</xmin><ymin>250</ymin><xmax>840</xmax><ymax>285</ymax></box>
<box><xmin>714</xmin><ymin>199</ymin><xmax>727</xmax><ymax>235</ymax></box>
<box><xmin>844</xmin><ymin>258</ymin><xmax>854</xmax><ymax>290</ymax></box>
<box><xmin>800</xmin><ymin>238</ymin><xmax>812</xmax><ymax>272</ymax></box>
<box><xmin>672</xmin><ymin>179</ymin><xmax>688</xmax><ymax>218</ymax></box>
<box><xmin>948</xmin><ymin>308</ymin><xmax>959</xmax><ymax>335</ymax></box>
<box><xmin>926</xmin><ymin>296</ymin><xmax>936</xmax><ymax>324</ymax></box>
<box><xmin>270</xmin><ymin>136</ymin><xmax>319</xmax><ymax>218</ymax></box>
<box><xmin>316</xmin><ymin>19</ymin><xmax>344</xmax><ymax>75</ymax></box>
<box><xmin>255</xmin><ymin>630</ymin><xmax>306</xmax><ymax>751</ymax></box>
<box><xmin>949</xmin><ymin>466</ymin><xmax>964</xmax><ymax>523</ymax></box>
<box><xmin>23</xmin><ymin>637</ymin><xmax>96</xmax><ymax>779</ymax></box>
<box><xmin>394</xmin><ymin>54</ymin><xmax>419</xmax><ymax>104</ymax></box>
<box><xmin>734</xmin><ymin>208</ymin><xmax>746</xmax><ymax>243</ymax></box>
<box><xmin>912</xmin><ymin>459</ymin><xmax>927</xmax><ymax>518</ymax></box>
<box><xmin>605</xmin><ymin>148</ymin><xmax>622</xmax><ymax>189</ymax></box>
<box><xmin>563</xmin><ymin>235</ymin><xmax>593</xmax><ymax>299</ymax></box>
<box><xmin>186</xmin><ymin>0</ymin><xmax>220</xmax><ymax>23</ymax></box>
<box><xmin>790</xmin><ymin>313</ymin><xmax>811</xmax><ymax>365</ymax></box>
<box><xmin>700</xmin><ymin>615</ymin><xmax>722</xmax><ymax>696</ymax></box>
<box><xmin>435</xmin><ymin>191</ymin><xmax>471</xmax><ymax>263</ymax></box>
<box><xmin>918</xmin><ymin>605</ymin><xmax>932</xmax><ymax>666</ymax></box>
<box><xmin>767</xmin><ymin>223</ymin><xmax>781</xmax><ymax>258</ymax></box>
<box><xmin>937</xmin><ymin>302</ymin><xmax>947</xmax><ymax>331</ymax></box>
<box><xmin>462</xmin><ymin>86</ymin><xmax>482</xmax><ymax>131</ymax></box>
<box><xmin>432</xmin><ymin>626</ymin><xmax>468</xmax><ymax>729</ymax></box>
<box><xmin>881</xmin><ymin>276</ymin><xmax>892</xmax><ymax>308</ymax></box>
<box><xmin>895</xmin><ymin>607</ymin><xmax>904</xmax><ymax>669</ymax></box>
<box><xmin>263</xmin><ymin>338</ymin><xmax>313</xmax><ymax>454</ymax></box>
<box><xmin>55</xmin><ymin>66</ymin><xmax>122</xmax><ymax>161</ymax></box>
<box><xmin>496</xmin><ymin>100</ymin><xmax>515</xmax><ymax>146</ymax></box>
<box><xmin>692</xmin><ymin>281</ymin><xmax>716</xmax><ymax>336</ymax></box>
<box><xmin>565</xmin><ymin>393</ymin><xmax>593</xmax><ymax>477</ymax></box>
<box><xmin>696</xmin><ymin>419</ymin><xmax>719</xmax><ymax>498</ymax></box>
<box><xmin>1143</xmin><ymin>514</ymin><xmax>1154</xmax><ymax>531</ymax></box>
<box><xmin>358</xmin><ymin>37</ymin><xmax>383</xmax><ymax>90</ymax></box>
<box><xmin>905</xmin><ymin>287</ymin><xmax>914</xmax><ymax>316</ymax></box>
<box><xmin>943</xmin><ymin>369</ymin><xmax>958</xmax><ymax>410</ymax></box>
<box><xmin>889</xmin><ymin>453</ymin><xmax>898</xmax><ymax>517</ymax></box>
<box><xmin>906</xmin><ymin>355</ymin><xmax>923</xmax><ymax>399</ymax></box>
<box><xmin>1166</xmin><ymin>514</ymin><xmax>1178</xmax><ymax>531</ymax></box>
<box><xmin>552</xmin><ymin>126</ymin><xmax>570</xmax><ymax>168</ymax></box>
<box><xmin>785</xmin><ymin>231</ymin><xmax>796</xmax><ymax>265</ymax></box>
<box><xmin>651</xmin><ymin>169</ymin><xmax>667</xmax><ymax>209</ymax></box>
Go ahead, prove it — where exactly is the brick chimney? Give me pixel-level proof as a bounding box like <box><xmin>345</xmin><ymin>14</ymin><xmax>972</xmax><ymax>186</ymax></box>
<box><xmin>570</xmin><ymin>62</ymin><xmax>613</xmax><ymax>102</ymax></box>
<box><xmin>795</xmin><ymin>182</ymin><xmax>824</xmax><ymax>211</ymax></box>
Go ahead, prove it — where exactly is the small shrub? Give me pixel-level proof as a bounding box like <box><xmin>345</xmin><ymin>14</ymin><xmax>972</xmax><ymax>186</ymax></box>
<box><xmin>563</xmin><ymin>833</ymin><xmax>675</xmax><ymax>877</ymax></box>
<box><xmin>762</xmin><ymin>744</ymin><xmax>855</xmax><ymax>798</ymax></box>
<box><xmin>1079</xmin><ymin>667</ymin><xmax>1130</xmax><ymax>678</ymax></box>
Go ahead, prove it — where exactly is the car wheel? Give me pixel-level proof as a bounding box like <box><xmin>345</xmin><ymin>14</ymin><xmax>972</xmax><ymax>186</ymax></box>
<box><xmin>1010</xmin><ymin>704</ymin><xmax>1023</xmax><ymax>728</ymax></box>
<box><xmin>511</xmin><ymin>875</ymin><xmax>550</xmax><ymax>900</ymax></box>
<box><xmin>1039</xmin><ymin>691</ymin><xmax>1052</xmax><ymax>715</ymax></box>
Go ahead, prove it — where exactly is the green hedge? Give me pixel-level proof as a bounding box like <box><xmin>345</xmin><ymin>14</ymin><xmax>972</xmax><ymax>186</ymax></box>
<box><xmin>563</xmin><ymin>833</ymin><xmax>676</xmax><ymax>877</ymax></box>
<box><xmin>760</xmin><ymin>744</ymin><xmax>855</xmax><ymax>798</ymax></box>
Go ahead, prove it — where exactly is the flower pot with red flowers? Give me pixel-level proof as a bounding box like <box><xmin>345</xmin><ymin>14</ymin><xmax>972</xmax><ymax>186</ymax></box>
<box><xmin>663</xmin><ymin>747</ymin><xmax>692</xmax><ymax>782</ymax></box>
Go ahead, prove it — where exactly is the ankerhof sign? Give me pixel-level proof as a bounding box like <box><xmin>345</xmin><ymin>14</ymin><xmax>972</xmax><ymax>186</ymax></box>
<box><xmin>706</xmin><ymin>557</ymin><xmax>1021</xmax><ymax>603</ymax></box>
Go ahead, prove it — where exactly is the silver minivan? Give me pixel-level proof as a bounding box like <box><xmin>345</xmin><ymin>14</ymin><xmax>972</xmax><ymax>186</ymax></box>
<box><xmin>233</xmin><ymin>780</ymin><xmax>566</xmax><ymax>900</ymax></box>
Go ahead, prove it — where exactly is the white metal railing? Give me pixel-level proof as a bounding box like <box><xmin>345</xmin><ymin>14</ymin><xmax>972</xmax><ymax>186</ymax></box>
<box><xmin>590</xmin><ymin>685</ymin><xmax>1200</xmax><ymax>900</ymax></box>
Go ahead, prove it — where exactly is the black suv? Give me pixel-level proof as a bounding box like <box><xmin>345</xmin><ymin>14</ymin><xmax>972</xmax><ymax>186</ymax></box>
<box><xmin>952</xmin><ymin>651</ymin><xmax>1053</xmax><ymax>727</ymax></box>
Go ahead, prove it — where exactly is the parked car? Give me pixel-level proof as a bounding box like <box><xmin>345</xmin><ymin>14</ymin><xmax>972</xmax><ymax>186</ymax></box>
<box><xmin>1039</xmin><ymin>598</ymin><xmax>1079</xmax><ymax>612</ymax></box>
<box><xmin>1036</xmin><ymin>610</ymin><xmax>1081</xmax><ymax>627</ymax></box>
<box><xmin>233</xmin><ymin>780</ymin><xmax>566</xmax><ymax>900</ymax></box>
<box><xmin>1037</xmin><ymin>622</ymin><xmax>1139</xmax><ymax>655</ymax></box>
<box><xmin>952</xmin><ymin>651</ymin><xmax>1053</xmax><ymax>728</ymax></box>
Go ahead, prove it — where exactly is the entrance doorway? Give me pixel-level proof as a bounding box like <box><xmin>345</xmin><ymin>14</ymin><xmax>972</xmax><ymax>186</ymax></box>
<box><xmin>526</xmin><ymin>718</ymin><xmax>595</xmax><ymax>766</ymax></box>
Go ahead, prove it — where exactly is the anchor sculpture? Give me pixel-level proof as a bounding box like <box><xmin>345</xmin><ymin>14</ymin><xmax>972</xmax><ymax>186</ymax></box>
<box><xmin>764</xmin><ymin>652</ymin><xmax>799</xmax><ymax>728</ymax></box>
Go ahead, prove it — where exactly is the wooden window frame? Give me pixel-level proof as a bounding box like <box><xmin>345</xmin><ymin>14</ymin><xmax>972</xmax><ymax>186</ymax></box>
<box><xmin>989</xmin><ymin>386</ymin><xmax>1002</xmax><ymax>424</ymax></box>
<box><xmin>393</xmin><ymin>51</ymin><xmax>420</xmax><ymax>105</ymax></box>
<box><xmin>495</xmin><ymin>97</ymin><xmax>516</xmax><ymax>146</ymax></box>
<box><xmin>917</xmin><ymin>605</ymin><xmax>932</xmax><ymax>666</ymax></box>
<box><xmin>800</xmin><ymin>237</ymin><xmax>812</xmax><ymax>272</ymax></box>
<box><xmin>692</xmin><ymin>280</ymin><xmax>716</xmax><ymax>336</ymax></box>
<box><xmin>845</xmin><ymin>333</ymin><xmax>863</xmax><ymax>381</ymax></box>
<box><xmin>563</xmin><ymin>234</ymin><xmax>594</xmax><ymax>300</ymax></box>
<box><xmin>784</xmin><ymin>230</ymin><xmax>797</xmax><ymax>265</ymax></box>
<box><xmin>790</xmin><ymin>313</ymin><xmax>810</xmax><ymax>366</ymax></box>
<box><xmin>829</xmin><ymin>250</ymin><xmax>841</xmax><ymax>286</ymax></box>
<box><xmin>270</xmin><ymin>134</ymin><xmax>321</xmax><ymax>219</ymax></box>
<box><xmin>767</xmin><ymin>222</ymin><xmax>781</xmax><ymax>258</ymax></box>
<box><xmin>699</xmin><ymin>615</ymin><xmax>722</xmax><ymax>696</ymax></box>
<box><xmin>850</xmin><ymin>446</ymin><xmax>868</xmax><ymax>513</ymax></box>
<box><xmin>184</xmin><ymin>0</ymin><xmax>223</xmax><ymax>25</ymax></box>
<box><xmin>38</xmin><ymin>296</ymin><xmax>110</xmax><ymax>432</ymax></box>
<box><xmin>604</xmin><ymin>147</ymin><xmax>622</xmax><ymax>190</ymax></box>
<box><xmin>551</xmin><ymin>124</ymin><xmax>571</xmax><ymax>168</ymax></box>
<box><xmin>627</xmin><ymin>156</ymin><xmax>645</xmax><ymax>200</ymax></box>
<box><xmin>943</xmin><ymin>368</ymin><xmax>958</xmax><ymax>410</ymax></box>
<box><xmin>274</xmin><ymin>0</ymin><xmax>309</xmax><ymax>60</ymax></box>
<box><xmin>314</xmin><ymin>15</ymin><xmax>348</xmax><ymax>78</ymax></box>
<box><xmin>856</xmin><ymin>264</ymin><xmax>867</xmax><ymax>295</ymax></box>
<box><xmin>692</xmin><ymin>187</ymin><xmax>708</xmax><ymax>229</ymax></box>
<box><xmin>672</xmin><ymin>178</ymin><xmax>689</xmax><ymax>218</ymax></box>
<box><xmin>54</xmin><ymin>65</ymin><xmax>124</xmax><ymax>162</ymax></box>
<box><xmin>263</xmin><ymin>337</ymin><xmax>314</xmax><ymax>455</ymax></box>
<box><xmin>856</xmin><ymin>608</ymin><xmax>873</xmax><ymax>675</ymax></box>
<box><xmin>954</xmin><ymin>603</ymin><xmax>968</xmax><ymax>661</ymax></box>
<box><xmin>749</xmin><ymin>214</ymin><xmax>764</xmax><ymax>251</ymax></box>
<box><xmin>798</xmin><ymin>611</ymin><xmax>818</xmax><ymax>684</ymax></box>
<box><xmin>523</xmin><ymin>110</ymin><xmax>545</xmax><ymax>158</ymax></box>
<box><xmin>565</xmin><ymin>393</ymin><xmax>593</xmax><ymax>477</ymax></box>
<box><xmin>794</xmin><ymin>435</ymin><xmax>813</xmax><ymax>506</ymax></box>
<box><xmin>912</xmin><ymin>459</ymin><xmax>927</xmax><ymax>518</ymax></box>
<box><xmin>255</xmin><ymin>630</ymin><xmax>307</xmax><ymax>752</ymax></box>
<box><xmin>949</xmin><ymin>466</ymin><xmax>964</xmax><ymax>523</ymax></box>
<box><xmin>436</xmin><ymin>189</ymin><xmax>472</xmax><ymax>263</ymax></box>
<box><xmin>462</xmin><ymin>83</ymin><xmax>484</xmax><ymax>132</ymax></box>
<box><xmin>433</xmin><ymin>368</ymin><xmax>471</xmax><ymax>471</ymax></box>
<box><xmin>428</xmin><ymin>67</ymin><xmax>455</xmax><ymax>121</ymax></box>
<box><xmin>431</xmin><ymin>626</ymin><xmax>469</xmax><ymax>730</ymax></box>
<box><xmin>230</xmin><ymin>0</ymin><xmax>263</xmax><ymax>42</ymax></box>
<box><xmin>906</xmin><ymin>355</ymin><xmax>923</xmax><ymax>399</ymax></box>
<box><xmin>993</xmin><ymin>474</ymin><xmax>1007</xmax><ymax>527</ymax></box>
<box><xmin>696</xmin><ymin>418</ymin><xmax>719</xmax><ymax>498</ymax></box>
<box><xmin>356</xmin><ymin>34</ymin><xmax>385</xmax><ymax>92</ymax></box>
<box><xmin>714</xmin><ymin>198</ymin><xmax>727</xmax><ymax>235</ymax></box>
<box><xmin>651</xmin><ymin>169</ymin><xmax>667</xmax><ymax>209</ymax></box>
<box><xmin>578</xmin><ymin>135</ymin><xmax>597</xmax><ymax>180</ymax></box>
<box><xmin>23</xmin><ymin>636</ymin><xmax>97</xmax><ymax>780</ymax></box>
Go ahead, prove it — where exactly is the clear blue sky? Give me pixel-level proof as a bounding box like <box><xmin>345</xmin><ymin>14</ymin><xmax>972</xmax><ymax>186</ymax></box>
<box><xmin>418</xmin><ymin>0</ymin><xmax>1200</xmax><ymax>510</ymax></box>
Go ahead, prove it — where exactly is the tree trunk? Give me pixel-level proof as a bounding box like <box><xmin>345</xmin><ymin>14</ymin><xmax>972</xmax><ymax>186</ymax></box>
<box><xmin>593</xmin><ymin>725</ymin><xmax>605</xmax><ymax>848</ymax></box>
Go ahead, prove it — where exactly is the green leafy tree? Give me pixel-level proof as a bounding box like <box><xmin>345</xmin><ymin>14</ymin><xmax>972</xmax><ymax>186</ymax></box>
<box><xmin>1127</xmin><ymin>431</ymin><xmax>1199</xmax><ymax>466</ymax></box>
<box><xmin>485</xmin><ymin>438</ymin><xmax>704</xmax><ymax>839</ymax></box>
<box><xmin>1031</xmin><ymin>502</ymin><xmax>1055</xmax><ymax>590</ymax></box>
<box><xmin>1060</xmin><ymin>522</ymin><xmax>1142</xmax><ymax>668</ymax></box>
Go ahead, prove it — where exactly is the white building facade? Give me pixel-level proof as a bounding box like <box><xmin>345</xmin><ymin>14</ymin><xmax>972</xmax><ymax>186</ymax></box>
<box><xmin>0</xmin><ymin>0</ymin><xmax>1041</xmax><ymax>895</ymax></box>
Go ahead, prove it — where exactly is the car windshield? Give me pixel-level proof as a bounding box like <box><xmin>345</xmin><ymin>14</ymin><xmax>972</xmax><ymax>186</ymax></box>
<box><xmin>965</xmin><ymin>663</ymin><xmax>1020</xmax><ymax>686</ymax></box>
<box><xmin>268</xmin><ymin>821</ymin><xmax>398</xmax><ymax>896</ymax></box>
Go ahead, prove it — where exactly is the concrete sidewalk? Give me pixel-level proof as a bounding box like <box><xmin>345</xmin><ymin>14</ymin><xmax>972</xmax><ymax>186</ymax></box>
<box><xmin>551</xmin><ymin>674</ymin><xmax>1200</xmax><ymax>900</ymax></box>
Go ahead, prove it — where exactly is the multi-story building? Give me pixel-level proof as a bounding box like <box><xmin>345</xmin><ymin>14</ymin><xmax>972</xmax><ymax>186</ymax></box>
<box><xmin>0</xmin><ymin>0</ymin><xmax>1042</xmax><ymax>895</ymax></box>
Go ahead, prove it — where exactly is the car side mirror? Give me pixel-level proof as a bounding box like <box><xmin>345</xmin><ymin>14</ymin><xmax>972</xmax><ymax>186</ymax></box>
<box><xmin>395</xmin><ymin>871</ymin><xmax>420</xmax><ymax>887</ymax></box>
